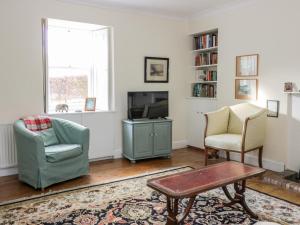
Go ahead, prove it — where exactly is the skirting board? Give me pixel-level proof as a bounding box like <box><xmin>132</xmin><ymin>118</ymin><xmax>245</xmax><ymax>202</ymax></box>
<box><xmin>172</xmin><ymin>140</ymin><xmax>188</xmax><ymax>150</ymax></box>
<box><xmin>114</xmin><ymin>149</ymin><xmax>122</xmax><ymax>159</ymax></box>
<box><xmin>224</xmin><ymin>151</ymin><xmax>285</xmax><ymax>172</ymax></box>
<box><xmin>0</xmin><ymin>156</ymin><xmax>116</xmax><ymax>177</ymax></box>
<box><xmin>188</xmin><ymin>146</ymin><xmax>285</xmax><ymax>172</ymax></box>
<box><xmin>188</xmin><ymin>145</ymin><xmax>285</xmax><ymax>172</ymax></box>
<box><xmin>0</xmin><ymin>167</ymin><xmax>18</xmax><ymax>177</ymax></box>
<box><xmin>0</xmin><ymin>140</ymin><xmax>188</xmax><ymax>177</ymax></box>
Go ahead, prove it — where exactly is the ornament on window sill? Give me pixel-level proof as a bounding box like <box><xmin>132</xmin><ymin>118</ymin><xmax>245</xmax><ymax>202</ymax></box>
<box><xmin>55</xmin><ymin>104</ymin><xmax>69</xmax><ymax>112</ymax></box>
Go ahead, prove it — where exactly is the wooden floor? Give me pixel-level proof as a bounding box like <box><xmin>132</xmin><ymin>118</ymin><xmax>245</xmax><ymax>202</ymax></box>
<box><xmin>0</xmin><ymin>148</ymin><xmax>299</xmax><ymax>204</ymax></box>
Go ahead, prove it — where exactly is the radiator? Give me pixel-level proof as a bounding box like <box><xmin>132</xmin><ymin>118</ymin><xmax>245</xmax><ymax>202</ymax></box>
<box><xmin>0</xmin><ymin>124</ymin><xmax>17</xmax><ymax>168</ymax></box>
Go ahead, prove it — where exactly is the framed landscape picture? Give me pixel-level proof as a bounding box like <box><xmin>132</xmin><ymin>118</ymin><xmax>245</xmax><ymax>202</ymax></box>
<box><xmin>144</xmin><ymin>57</ymin><xmax>169</xmax><ymax>83</ymax></box>
<box><xmin>235</xmin><ymin>79</ymin><xmax>258</xmax><ymax>100</ymax></box>
<box><xmin>236</xmin><ymin>54</ymin><xmax>259</xmax><ymax>77</ymax></box>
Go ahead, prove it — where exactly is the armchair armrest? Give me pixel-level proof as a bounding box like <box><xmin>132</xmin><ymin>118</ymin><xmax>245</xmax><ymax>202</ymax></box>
<box><xmin>248</xmin><ymin>109</ymin><xmax>267</xmax><ymax>120</ymax></box>
<box><xmin>242</xmin><ymin>109</ymin><xmax>267</xmax><ymax>151</ymax></box>
<box><xmin>13</xmin><ymin>120</ymin><xmax>46</xmax><ymax>165</ymax></box>
<box><xmin>52</xmin><ymin>118</ymin><xmax>90</xmax><ymax>151</ymax></box>
<box><xmin>204</xmin><ymin>106</ymin><xmax>230</xmax><ymax>137</ymax></box>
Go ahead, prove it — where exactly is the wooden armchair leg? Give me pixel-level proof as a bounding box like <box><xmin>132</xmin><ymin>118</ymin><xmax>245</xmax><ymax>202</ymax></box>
<box><xmin>241</xmin><ymin>153</ymin><xmax>245</xmax><ymax>164</ymax></box>
<box><xmin>226</xmin><ymin>151</ymin><xmax>230</xmax><ymax>161</ymax></box>
<box><xmin>204</xmin><ymin>148</ymin><xmax>209</xmax><ymax>166</ymax></box>
<box><xmin>258</xmin><ymin>147</ymin><xmax>263</xmax><ymax>168</ymax></box>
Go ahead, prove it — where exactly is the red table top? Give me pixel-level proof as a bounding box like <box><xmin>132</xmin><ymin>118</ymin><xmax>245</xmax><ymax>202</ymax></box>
<box><xmin>147</xmin><ymin>161</ymin><xmax>265</xmax><ymax>198</ymax></box>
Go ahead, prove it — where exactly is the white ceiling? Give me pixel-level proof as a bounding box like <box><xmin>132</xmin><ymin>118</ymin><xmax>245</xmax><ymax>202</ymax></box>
<box><xmin>61</xmin><ymin>0</ymin><xmax>248</xmax><ymax>18</ymax></box>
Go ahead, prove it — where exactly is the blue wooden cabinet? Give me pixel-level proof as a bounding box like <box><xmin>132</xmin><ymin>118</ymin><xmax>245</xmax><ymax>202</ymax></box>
<box><xmin>122</xmin><ymin>119</ymin><xmax>172</xmax><ymax>163</ymax></box>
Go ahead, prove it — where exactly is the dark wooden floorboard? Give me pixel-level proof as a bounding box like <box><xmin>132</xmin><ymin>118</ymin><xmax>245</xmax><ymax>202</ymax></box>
<box><xmin>0</xmin><ymin>148</ymin><xmax>299</xmax><ymax>204</ymax></box>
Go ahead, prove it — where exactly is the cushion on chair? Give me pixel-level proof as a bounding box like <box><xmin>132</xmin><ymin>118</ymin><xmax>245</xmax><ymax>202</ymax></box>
<box><xmin>205</xmin><ymin>133</ymin><xmax>242</xmax><ymax>151</ymax></box>
<box><xmin>206</xmin><ymin>107</ymin><xmax>230</xmax><ymax>136</ymax></box>
<box><xmin>36</xmin><ymin>128</ymin><xmax>59</xmax><ymax>147</ymax></box>
<box><xmin>22</xmin><ymin>115</ymin><xmax>52</xmax><ymax>131</ymax></box>
<box><xmin>228</xmin><ymin>103</ymin><xmax>264</xmax><ymax>134</ymax></box>
<box><xmin>45</xmin><ymin>144</ymin><xmax>82</xmax><ymax>162</ymax></box>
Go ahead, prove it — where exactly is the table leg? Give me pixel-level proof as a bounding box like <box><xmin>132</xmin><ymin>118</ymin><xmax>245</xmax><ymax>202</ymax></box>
<box><xmin>222</xmin><ymin>180</ymin><xmax>258</xmax><ymax>219</ymax></box>
<box><xmin>166</xmin><ymin>196</ymin><xmax>196</xmax><ymax>225</ymax></box>
<box><xmin>166</xmin><ymin>197</ymin><xmax>179</xmax><ymax>225</ymax></box>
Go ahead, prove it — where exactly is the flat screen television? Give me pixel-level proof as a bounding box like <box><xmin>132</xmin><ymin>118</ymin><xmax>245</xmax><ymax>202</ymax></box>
<box><xmin>128</xmin><ymin>91</ymin><xmax>168</xmax><ymax>120</ymax></box>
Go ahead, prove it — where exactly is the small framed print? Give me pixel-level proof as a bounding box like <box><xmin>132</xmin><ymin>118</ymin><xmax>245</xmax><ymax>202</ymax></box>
<box><xmin>85</xmin><ymin>97</ymin><xmax>96</xmax><ymax>111</ymax></box>
<box><xmin>144</xmin><ymin>57</ymin><xmax>169</xmax><ymax>83</ymax></box>
<box><xmin>235</xmin><ymin>79</ymin><xmax>258</xmax><ymax>100</ymax></box>
<box><xmin>284</xmin><ymin>82</ymin><xmax>293</xmax><ymax>92</ymax></box>
<box><xmin>236</xmin><ymin>54</ymin><xmax>259</xmax><ymax>77</ymax></box>
<box><xmin>267</xmin><ymin>100</ymin><xmax>279</xmax><ymax>118</ymax></box>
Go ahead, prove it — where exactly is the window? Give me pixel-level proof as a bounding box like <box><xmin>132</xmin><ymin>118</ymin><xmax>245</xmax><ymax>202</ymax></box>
<box><xmin>42</xmin><ymin>19</ymin><xmax>113</xmax><ymax>113</ymax></box>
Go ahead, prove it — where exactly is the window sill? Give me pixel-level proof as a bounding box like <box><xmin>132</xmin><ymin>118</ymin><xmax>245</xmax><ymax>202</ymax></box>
<box><xmin>47</xmin><ymin>110</ymin><xmax>116</xmax><ymax>116</ymax></box>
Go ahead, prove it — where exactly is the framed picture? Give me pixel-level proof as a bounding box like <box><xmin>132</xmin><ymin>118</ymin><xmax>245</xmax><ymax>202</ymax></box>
<box><xmin>85</xmin><ymin>97</ymin><xmax>96</xmax><ymax>111</ymax></box>
<box><xmin>236</xmin><ymin>54</ymin><xmax>259</xmax><ymax>77</ymax></box>
<box><xmin>284</xmin><ymin>82</ymin><xmax>293</xmax><ymax>92</ymax></box>
<box><xmin>267</xmin><ymin>100</ymin><xmax>279</xmax><ymax>117</ymax></box>
<box><xmin>235</xmin><ymin>79</ymin><xmax>258</xmax><ymax>100</ymax></box>
<box><xmin>144</xmin><ymin>57</ymin><xmax>169</xmax><ymax>83</ymax></box>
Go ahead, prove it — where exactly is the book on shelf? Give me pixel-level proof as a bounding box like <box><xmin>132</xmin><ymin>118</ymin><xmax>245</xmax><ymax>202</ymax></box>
<box><xmin>195</xmin><ymin>52</ymin><xmax>218</xmax><ymax>66</ymax></box>
<box><xmin>202</xmin><ymin>84</ymin><xmax>216</xmax><ymax>97</ymax></box>
<box><xmin>195</xmin><ymin>70</ymin><xmax>217</xmax><ymax>82</ymax></box>
<box><xmin>193</xmin><ymin>33</ymin><xmax>218</xmax><ymax>50</ymax></box>
<box><xmin>192</xmin><ymin>83</ymin><xmax>216</xmax><ymax>98</ymax></box>
<box><xmin>206</xmin><ymin>71</ymin><xmax>217</xmax><ymax>81</ymax></box>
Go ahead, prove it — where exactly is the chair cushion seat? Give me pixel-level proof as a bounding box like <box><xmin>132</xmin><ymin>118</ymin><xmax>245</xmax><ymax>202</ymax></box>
<box><xmin>205</xmin><ymin>133</ymin><xmax>242</xmax><ymax>151</ymax></box>
<box><xmin>45</xmin><ymin>144</ymin><xmax>82</xmax><ymax>163</ymax></box>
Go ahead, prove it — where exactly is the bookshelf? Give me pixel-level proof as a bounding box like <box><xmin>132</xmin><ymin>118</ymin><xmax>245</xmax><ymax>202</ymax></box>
<box><xmin>190</xmin><ymin>29</ymin><xmax>218</xmax><ymax>99</ymax></box>
<box><xmin>284</xmin><ymin>91</ymin><xmax>300</xmax><ymax>95</ymax></box>
<box><xmin>193</xmin><ymin>64</ymin><xmax>218</xmax><ymax>69</ymax></box>
<box><xmin>189</xmin><ymin>81</ymin><xmax>217</xmax><ymax>84</ymax></box>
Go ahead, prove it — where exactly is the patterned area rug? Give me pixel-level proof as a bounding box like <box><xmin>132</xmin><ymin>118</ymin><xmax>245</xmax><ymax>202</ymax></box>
<box><xmin>0</xmin><ymin>166</ymin><xmax>299</xmax><ymax>225</ymax></box>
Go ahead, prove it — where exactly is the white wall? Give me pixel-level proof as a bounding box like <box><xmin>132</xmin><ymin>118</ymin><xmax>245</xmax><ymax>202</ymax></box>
<box><xmin>2</xmin><ymin>0</ymin><xmax>300</xmax><ymax>173</ymax></box>
<box><xmin>188</xmin><ymin>0</ymin><xmax>300</xmax><ymax>171</ymax></box>
<box><xmin>0</xmin><ymin>0</ymin><xmax>189</xmax><ymax>164</ymax></box>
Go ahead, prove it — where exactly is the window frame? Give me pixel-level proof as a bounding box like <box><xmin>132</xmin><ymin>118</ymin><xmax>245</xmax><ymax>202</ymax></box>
<box><xmin>42</xmin><ymin>18</ymin><xmax>115</xmax><ymax>114</ymax></box>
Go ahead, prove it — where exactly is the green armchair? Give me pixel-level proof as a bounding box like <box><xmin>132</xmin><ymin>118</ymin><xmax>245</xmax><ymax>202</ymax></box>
<box><xmin>13</xmin><ymin>117</ymin><xmax>90</xmax><ymax>189</ymax></box>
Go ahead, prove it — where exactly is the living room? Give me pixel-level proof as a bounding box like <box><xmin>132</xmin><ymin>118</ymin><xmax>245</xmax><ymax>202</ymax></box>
<box><xmin>0</xmin><ymin>0</ymin><xmax>299</xmax><ymax>224</ymax></box>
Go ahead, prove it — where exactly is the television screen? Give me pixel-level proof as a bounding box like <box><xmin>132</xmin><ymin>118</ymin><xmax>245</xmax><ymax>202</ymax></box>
<box><xmin>128</xmin><ymin>91</ymin><xmax>168</xmax><ymax>120</ymax></box>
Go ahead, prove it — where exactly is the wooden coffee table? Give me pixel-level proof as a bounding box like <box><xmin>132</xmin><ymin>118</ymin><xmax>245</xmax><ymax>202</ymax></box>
<box><xmin>147</xmin><ymin>161</ymin><xmax>265</xmax><ymax>225</ymax></box>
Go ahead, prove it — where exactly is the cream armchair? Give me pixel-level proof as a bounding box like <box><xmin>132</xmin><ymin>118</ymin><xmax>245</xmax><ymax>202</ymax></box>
<box><xmin>204</xmin><ymin>103</ymin><xmax>267</xmax><ymax>167</ymax></box>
